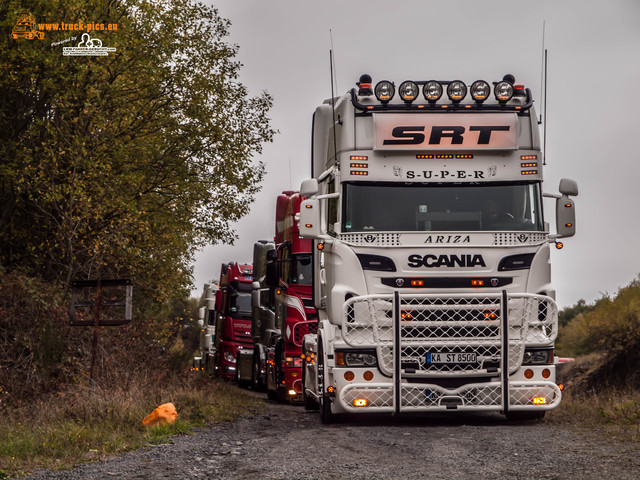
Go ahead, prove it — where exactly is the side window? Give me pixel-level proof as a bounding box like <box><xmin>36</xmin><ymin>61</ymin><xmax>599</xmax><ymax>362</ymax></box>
<box><xmin>280</xmin><ymin>244</ymin><xmax>291</xmax><ymax>285</ymax></box>
<box><xmin>327</xmin><ymin>177</ymin><xmax>337</xmax><ymax>234</ymax></box>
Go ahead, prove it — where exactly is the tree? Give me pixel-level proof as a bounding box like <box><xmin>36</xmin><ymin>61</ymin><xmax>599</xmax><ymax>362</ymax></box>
<box><xmin>0</xmin><ymin>0</ymin><xmax>275</xmax><ymax>302</ymax></box>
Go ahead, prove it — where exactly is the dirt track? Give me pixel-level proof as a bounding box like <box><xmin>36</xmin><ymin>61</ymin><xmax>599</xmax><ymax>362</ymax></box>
<box><xmin>23</xmin><ymin>390</ymin><xmax>640</xmax><ymax>479</ymax></box>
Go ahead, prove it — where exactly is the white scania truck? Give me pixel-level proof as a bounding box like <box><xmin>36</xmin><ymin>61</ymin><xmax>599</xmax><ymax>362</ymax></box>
<box><xmin>298</xmin><ymin>74</ymin><xmax>578</xmax><ymax>422</ymax></box>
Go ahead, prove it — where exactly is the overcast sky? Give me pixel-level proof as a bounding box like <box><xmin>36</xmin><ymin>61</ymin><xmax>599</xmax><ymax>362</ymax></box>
<box><xmin>193</xmin><ymin>0</ymin><xmax>640</xmax><ymax>308</ymax></box>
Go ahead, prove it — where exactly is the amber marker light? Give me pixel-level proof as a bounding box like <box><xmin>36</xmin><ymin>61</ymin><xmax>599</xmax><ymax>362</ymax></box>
<box><xmin>471</xmin><ymin>279</ymin><xmax>484</xmax><ymax>287</ymax></box>
<box><xmin>521</xmin><ymin>155</ymin><xmax>537</xmax><ymax>160</ymax></box>
<box><xmin>411</xmin><ymin>280</ymin><xmax>424</xmax><ymax>287</ymax></box>
<box><xmin>344</xmin><ymin>371</ymin><xmax>355</xmax><ymax>381</ymax></box>
<box><xmin>558</xmin><ymin>384</ymin><xmax>565</xmax><ymax>391</ymax></box>
<box><xmin>350</xmin><ymin>155</ymin><xmax>368</xmax><ymax>161</ymax></box>
<box><xmin>327</xmin><ymin>386</ymin><xmax>335</xmax><ymax>394</ymax></box>
<box><xmin>305</xmin><ymin>223</ymin><xmax>313</xmax><ymax>228</ymax></box>
<box><xmin>317</xmin><ymin>243</ymin><xmax>324</xmax><ymax>250</ymax></box>
<box><xmin>532</xmin><ymin>396</ymin><xmax>547</xmax><ymax>405</ymax></box>
<box><xmin>524</xmin><ymin>369</ymin><xmax>534</xmax><ymax>379</ymax></box>
<box><xmin>363</xmin><ymin>371</ymin><xmax>374</xmax><ymax>381</ymax></box>
<box><xmin>354</xmin><ymin>398</ymin><xmax>368</xmax><ymax>407</ymax></box>
<box><xmin>305</xmin><ymin>204</ymin><xmax>312</xmax><ymax>209</ymax></box>
<box><xmin>555</xmin><ymin>242</ymin><xmax>564</xmax><ymax>250</ymax></box>
<box><xmin>542</xmin><ymin>368</ymin><xmax>551</xmax><ymax>379</ymax></box>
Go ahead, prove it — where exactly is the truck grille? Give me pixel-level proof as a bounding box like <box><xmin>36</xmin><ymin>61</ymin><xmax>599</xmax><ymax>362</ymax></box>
<box><xmin>343</xmin><ymin>293</ymin><xmax>557</xmax><ymax>378</ymax></box>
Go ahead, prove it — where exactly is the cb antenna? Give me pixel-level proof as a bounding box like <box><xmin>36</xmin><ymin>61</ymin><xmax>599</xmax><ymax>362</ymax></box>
<box><xmin>540</xmin><ymin>20</ymin><xmax>548</xmax><ymax>165</ymax></box>
<box><xmin>329</xmin><ymin>30</ymin><xmax>338</xmax><ymax>167</ymax></box>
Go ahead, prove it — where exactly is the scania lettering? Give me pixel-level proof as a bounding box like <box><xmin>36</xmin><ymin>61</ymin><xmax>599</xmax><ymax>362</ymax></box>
<box><xmin>298</xmin><ymin>73</ymin><xmax>578</xmax><ymax>423</ymax></box>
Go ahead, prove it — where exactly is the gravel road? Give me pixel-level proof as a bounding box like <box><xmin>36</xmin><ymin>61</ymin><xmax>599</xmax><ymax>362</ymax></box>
<box><xmin>23</xmin><ymin>391</ymin><xmax>640</xmax><ymax>480</ymax></box>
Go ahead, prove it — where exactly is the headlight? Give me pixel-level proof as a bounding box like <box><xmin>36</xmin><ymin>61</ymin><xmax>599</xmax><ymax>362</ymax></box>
<box><xmin>335</xmin><ymin>350</ymin><xmax>377</xmax><ymax>367</ymax></box>
<box><xmin>447</xmin><ymin>80</ymin><xmax>467</xmax><ymax>102</ymax></box>
<box><xmin>423</xmin><ymin>81</ymin><xmax>443</xmax><ymax>102</ymax></box>
<box><xmin>470</xmin><ymin>80</ymin><xmax>490</xmax><ymax>103</ymax></box>
<box><xmin>523</xmin><ymin>348</ymin><xmax>554</xmax><ymax>365</ymax></box>
<box><xmin>494</xmin><ymin>81</ymin><xmax>514</xmax><ymax>102</ymax></box>
<box><xmin>224</xmin><ymin>351</ymin><xmax>236</xmax><ymax>363</ymax></box>
<box><xmin>374</xmin><ymin>81</ymin><xmax>395</xmax><ymax>103</ymax></box>
<box><xmin>399</xmin><ymin>81</ymin><xmax>419</xmax><ymax>103</ymax></box>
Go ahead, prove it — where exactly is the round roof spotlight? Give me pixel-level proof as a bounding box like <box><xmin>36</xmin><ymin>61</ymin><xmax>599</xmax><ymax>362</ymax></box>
<box><xmin>374</xmin><ymin>80</ymin><xmax>395</xmax><ymax>103</ymax></box>
<box><xmin>423</xmin><ymin>80</ymin><xmax>443</xmax><ymax>103</ymax></box>
<box><xmin>398</xmin><ymin>81</ymin><xmax>419</xmax><ymax>103</ymax></box>
<box><xmin>470</xmin><ymin>80</ymin><xmax>490</xmax><ymax>103</ymax></box>
<box><xmin>447</xmin><ymin>80</ymin><xmax>467</xmax><ymax>103</ymax></box>
<box><xmin>494</xmin><ymin>81</ymin><xmax>514</xmax><ymax>103</ymax></box>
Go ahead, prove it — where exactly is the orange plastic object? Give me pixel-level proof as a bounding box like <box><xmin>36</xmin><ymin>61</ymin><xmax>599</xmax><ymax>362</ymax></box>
<box><xmin>142</xmin><ymin>402</ymin><xmax>178</xmax><ymax>427</ymax></box>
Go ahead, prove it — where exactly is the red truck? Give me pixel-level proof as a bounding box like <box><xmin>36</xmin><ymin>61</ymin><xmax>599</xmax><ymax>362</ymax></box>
<box><xmin>210</xmin><ymin>262</ymin><xmax>254</xmax><ymax>380</ymax></box>
<box><xmin>264</xmin><ymin>191</ymin><xmax>317</xmax><ymax>402</ymax></box>
<box><xmin>237</xmin><ymin>191</ymin><xmax>317</xmax><ymax>403</ymax></box>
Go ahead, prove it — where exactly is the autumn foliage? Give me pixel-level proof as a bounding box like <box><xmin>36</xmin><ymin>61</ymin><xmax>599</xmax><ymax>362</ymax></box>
<box><xmin>0</xmin><ymin>0</ymin><xmax>274</xmax><ymax>401</ymax></box>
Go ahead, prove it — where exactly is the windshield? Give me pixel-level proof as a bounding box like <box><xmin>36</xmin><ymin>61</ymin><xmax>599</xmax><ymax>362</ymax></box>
<box><xmin>343</xmin><ymin>182</ymin><xmax>543</xmax><ymax>232</ymax></box>
<box><xmin>291</xmin><ymin>254</ymin><xmax>312</xmax><ymax>285</ymax></box>
<box><xmin>229</xmin><ymin>292</ymin><xmax>252</xmax><ymax>319</ymax></box>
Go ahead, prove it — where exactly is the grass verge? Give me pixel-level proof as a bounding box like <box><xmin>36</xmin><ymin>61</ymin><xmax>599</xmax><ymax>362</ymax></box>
<box><xmin>0</xmin><ymin>375</ymin><xmax>264</xmax><ymax>478</ymax></box>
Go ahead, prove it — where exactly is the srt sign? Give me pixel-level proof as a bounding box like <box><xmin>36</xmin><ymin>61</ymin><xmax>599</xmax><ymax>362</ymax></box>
<box><xmin>374</xmin><ymin>113</ymin><xmax>517</xmax><ymax>150</ymax></box>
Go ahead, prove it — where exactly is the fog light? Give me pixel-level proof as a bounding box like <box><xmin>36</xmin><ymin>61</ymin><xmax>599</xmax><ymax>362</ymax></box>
<box><xmin>288</xmin><ymin>389</ymin><xmax>296</xmax><ymax>396</ymax></box>
<box><xmin>524</xmin><ymin>369</ymin><xmax>534</xmax><ymax>379</ymax></box>
<box><xmin>532</xmin><ymin>396</ymin><xmax>547</xmax><ymax>405</ymax></box>
<box><xmin>344</xmin><ymin>371</ymin><xmax>355</xmax><ymax>381</ymax></box>
<box><xmin>363</xmin><ymin>371</ymin><xmax>374</xmax><ymax>381</ymax></box>
<box><xmin>542</xmin><ymin>368</ymin><xmax>551</xmax><ymax>379</ymax></box>
<box><xmin>354</xmin><ymin>398</ymin><xmax>368</xmax><ymax>407</ymax></box>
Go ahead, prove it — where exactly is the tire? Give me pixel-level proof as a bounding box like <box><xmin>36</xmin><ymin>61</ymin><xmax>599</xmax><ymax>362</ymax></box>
<box><xmin>505</xmin><ymin>410</ymin><xmax>546</xmax><ymax>422</ymax></box>
<box><xmin>318</xmin><ymin>337</ymin><xmax>337</xmax><ymax>424</ymax></box>
<box><xmin>251</xmin><ymin>349</ymin><xmax>265</xmax><ymax>391</ymax></box>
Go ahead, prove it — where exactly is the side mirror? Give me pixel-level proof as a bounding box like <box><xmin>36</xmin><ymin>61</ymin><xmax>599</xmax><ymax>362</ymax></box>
<box><xmin>198</xmin><ymin>306</ymin><xmax>206</xmax><ymax>322</ymax></box>
<box><xmin>197</xmin><ymin>319</ymin><xmax>204</xmax><ymax>327</ymax></box>
<box><xmin>300</xmin><ymin>178</ymin><xmax>319</xmax><ymax>197</ymax></box>
<box><xmin>265</xmin><ymin>261</ymin><xmax>278</xmax><ymax>288</ymax></box>
<box><xmin>251</xmin><ymin>281</ymin><xmax>261</xmax><ymax>309</ymax></box>
<box><xmin>266</xmin><ymin>248</ymin><xmax>278</xmax><ymax>261</ymax></box>
<box><xmin>298</xmin><ymin>198</ymin><xmax>324</xmax><ymax>239</ymax></box>
<box><xmin>555</xmin><ymin>178</ymin><xmax>578</xmax><ymax>239</ymax></box>
<box><xmin>559</xmin><ymin>178</ymin><xmax>578</xmax><ymax>196</ymax></box>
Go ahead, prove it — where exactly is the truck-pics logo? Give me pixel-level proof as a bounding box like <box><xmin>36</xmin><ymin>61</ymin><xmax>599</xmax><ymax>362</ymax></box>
<box><xmin>12</xmin><ymin>12</ymin><xmax>45</xmax><ymax>39</ymax></box>
<box><xmin>408</xmin><ymin>254</ymin><xmax>486</xmax><ymax>268</ymax></box>
<box><xmin>63</xmin><ymin>33</ymin><xmax>116</xmax><ymax>56</ymax></box>
<box><xmin>374</xmin><ymin>113</ymin><xmax>517</xmax><ymax>151</ymax></box>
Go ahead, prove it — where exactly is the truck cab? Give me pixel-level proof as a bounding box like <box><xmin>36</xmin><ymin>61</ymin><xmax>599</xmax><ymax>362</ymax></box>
<box><xmin>299</xmin><ymin>74</ymin><xmax>578</xmax><ymax>422</ymax></box>
<box><xmin>212</xmin><ymin>262</ymin><xmax>254</xmax><ymax>379</ymax></box>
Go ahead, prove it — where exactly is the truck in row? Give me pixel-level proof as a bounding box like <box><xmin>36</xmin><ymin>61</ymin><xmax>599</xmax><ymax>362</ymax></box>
<box><xmin>297</xmin><ymin>73</ymin><xmax>578</xmax><ymax>422</ymax></box>
<box><xmin>195</xmin><ymin>191</ymin><xmax>317</xmax><ymax>404</ymax></box>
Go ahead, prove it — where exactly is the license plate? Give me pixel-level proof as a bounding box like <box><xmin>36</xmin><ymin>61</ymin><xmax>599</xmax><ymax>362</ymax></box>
<box><xmin>426</xmin><ymin>352</ymin><xmax>477</xmax><ymax>364</ymax></box>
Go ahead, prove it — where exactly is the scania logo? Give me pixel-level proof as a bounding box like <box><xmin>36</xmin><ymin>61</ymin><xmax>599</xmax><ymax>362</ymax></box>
<box><xmin>408</xmin><ymin>254</ymin><xmax>486</xmax><ymax>268</ymax></box>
